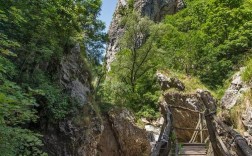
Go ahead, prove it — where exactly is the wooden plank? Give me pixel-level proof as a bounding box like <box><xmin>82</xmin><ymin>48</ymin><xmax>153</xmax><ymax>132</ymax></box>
<box><xmin>189</xmin><ymin>115</ymin><xmax>201</xmax><ymax>143</ymax></box>
<box><xmin>197</xmin><ymin>91</ymin><xmax>226</xmax><ymax>156</ymax></box>
<box><xmin>182</xmin><ymin>143</ymin><xmax>206</xmax><ymax>146</ymax></box>
<box><xmin>214</xmin><ymin>128</ymin><xmax>231</xmax><ymax>155</ymax></box>
<box><xmin>174</xmin><ymin>127</ymin><xmax>208</xmax><ymax>131</ymax></box>
<box><xmin>179</xmin><ymin>143</ymin><xmax>207</xmax><ymax>156</ymax></box>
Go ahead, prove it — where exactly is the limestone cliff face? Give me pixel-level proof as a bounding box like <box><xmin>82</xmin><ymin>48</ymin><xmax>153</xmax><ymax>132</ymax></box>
<box><xmin>221</xmin><ymin>68</ymin><xmax>252</xmax><ymax>146</ymax></box>
<box><xmin>98</xmin><ymin>108</ymin><xmax>152</xmax><ymax>156</ymax></box>
<box><xmin>221</xmin><ymin>68</ymin><xmax>250</xmax><ymax>109</ymax></box>
<box><xmin>42</xmin><ymin>44</ymin><xmax>103</xmax><ymax>156</ymax></box>
<box><xmin>105</xmin><ymin>0</ymin><xmax>185</xmax><ymax>70</ymax></box>
<box><xmin>40</xmin><ymin>44</ymin><xmax>155</xmax><ymax>156</ymax></box>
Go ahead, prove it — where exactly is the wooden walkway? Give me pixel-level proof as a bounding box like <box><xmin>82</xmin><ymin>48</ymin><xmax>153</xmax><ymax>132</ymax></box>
<box><xmin>179</xmin><ymin>143</ymin><xmax>207</xmax><ymax>156</ymax></box>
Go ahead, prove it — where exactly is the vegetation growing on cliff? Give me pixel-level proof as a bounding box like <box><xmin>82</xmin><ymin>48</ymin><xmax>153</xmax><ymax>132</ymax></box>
<box><xmin>242</xmin><ymin>58</ymin><xmax>252</xmax><ymax>83</ymax></box>
<box><xmin>0</xmin><ymin>0</ymin><xmax>105</xmax><ymax>154</ymax></box>
<box><xmin>158</xmin><ymin>0</ymin><xmax>252</xmax><ymax>88</ymax></box>
<box><xmin>1</xmin><ymin>0</ymin><xmax>252</xmax><ymax>154</ymax></box>
<box><xmin>101</xmin><ymin>0</ymin><xmax>252</xmax><ymax>119</ymax></box>
<box><xmin>100</xmin><ymin>12</ymin><xmax>161</xmax><ymax>118</ymax></box>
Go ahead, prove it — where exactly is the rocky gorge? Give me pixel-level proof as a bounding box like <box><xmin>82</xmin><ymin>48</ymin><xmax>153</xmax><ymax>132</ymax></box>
<box><xmin>36</xmin><ymin>0</ymin><xmax>188</xmax><ymax>155</ymax></box>
<box><xmin>41</xmin><ymin>0</ymin><xmax>252</xmax><ymax>155</ymax></box>
<box><xmin>1</xmin><ymin>0</ymin><xmax>251</xmax><ymax>155</ymax></box>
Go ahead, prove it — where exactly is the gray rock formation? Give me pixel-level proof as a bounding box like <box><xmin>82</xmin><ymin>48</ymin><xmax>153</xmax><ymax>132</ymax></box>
<box><xmin>60</xmin><ymin>44</ymin><xmax>91</xmax><ymax>105</ymax></box>
<box><xmin>42</xmin><ymin>44</ymin><xmax>103</xmax><ymax>156</ymax></box>
<box><xmin>135</xmin><ymin>0</ymin><xmax>185</xmax><ymax>21</ymax></box>
<box><xmin>155</xmin><ymin>73</ymin><xmax>207</xmax><ymax>141</ymax></box>
<box><xmin>160</xmin><ymin>92</ymin><xmax>206</xmax><ymax>142</ymax></box>
<box><xmin>156</xmin><ymin>72</ymin><xmax>185</xmax><ymax>91</ymax></box>
<box><xmin>242</xmin><ymin>99</ymin><xmax>252</xmax><ymax>146</ymax></box>
<box><xmin>221</xmin><ymin>68</ymin><xmax>252</xmax><ymax>146</ymax></box>
<box><xmin>105</xmin><ymin>0</ymin><xmax>185</xmax><ymax>71</ymax></box>
<box><xmin>221</xmin><ymin>68</ymin><xmax>249</xmax><ymax>109</ymax></box>
<box><xmin>98</xmin><ymin>108</ymin><xmax>151</xmax><ymax>156</ymax></box>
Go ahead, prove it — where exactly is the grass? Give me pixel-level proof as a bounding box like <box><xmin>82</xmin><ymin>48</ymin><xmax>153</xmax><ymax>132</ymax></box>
<box><xmin>229</xmin><ymin>90</ymin><xmax>252</xmax><ymax>133</ymax></box>
<box><xmin>158</xmin><ymin>69</ymin><xmax>211</xmax><ymax>94</ymax></box>
<box><xmin>242</xmin><ymin>58</ymin><xmax>252</xmax><ymax>83</ymax></box>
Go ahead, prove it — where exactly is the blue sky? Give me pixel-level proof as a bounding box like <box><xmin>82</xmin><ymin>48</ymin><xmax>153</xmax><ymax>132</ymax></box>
<box><xmin>99</xmin><ymin>0</ymin><xmax>117</xmax><ymax>32</ymax></box>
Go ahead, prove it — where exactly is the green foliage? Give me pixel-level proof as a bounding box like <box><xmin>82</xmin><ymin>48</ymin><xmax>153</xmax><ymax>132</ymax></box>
<box><xmin>38</xmin><ymin>83</ymin><xmax>72</xmax><ymax>120</ymax></box>
<box><xmin>217</xmin><ymin>0</ymin><xmax>244</xmax><ymax>8</ymax></box>
<box><xmin>128</xmin><ymin>0</ymin><xmax>135</xmax><ymax>10</ymax></box>
<box><xmin>0</xmin><ymin>33</ymin><xmax>44</xmax><ymax>155</ymax></box>
<box><xmin>0</xmin><ymin>0</ymin><xmax>105</xmax><ymax>120</ymax></box>
<box><xmin>242</xmin><ymin>58</ymin><xmax>252</xmax><ymax>83</ymax></box>
<box><xmin>155</xmin><ymin>0</ymin><xmax>252</xmax><ymax>88</ymax></box>
<box><xmin>100</xmin><ymin>0</ymin><xmax>252</xmax><ymax>121</ymax></box>
<box><xmin>101</xmin><ymin>12</ymin><xmax>161</xmax><ymax>118</ymax></box>
<box><xmin>0</xmin><ymin>126</ymin><xmax>47</xmax><ymax>156</ymax></box>
<box><xmin>0</xmin><ymin>0</ymin><xmax>105</xmax><ymax>155</ymax></box>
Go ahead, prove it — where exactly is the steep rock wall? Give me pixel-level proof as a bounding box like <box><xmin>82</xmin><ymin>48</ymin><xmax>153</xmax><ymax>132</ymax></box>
<box><xmin>42</xmin><ymin>44</ymin><xmax>103</xmax><ymax>156</ymax></box>
<box><xmin>221</xmin><ymin>68</ymin><xmax>252</xmax><ymax>146</ymax></box>
<box><xmin>221</xmin><ymin>68</ymin><xmax>250</xmax><ymax>109</ymax></box>
<box><xmin>105</xmin><ymin>0</ymin><xmax>185</xmax><ymax>70</ymax></box>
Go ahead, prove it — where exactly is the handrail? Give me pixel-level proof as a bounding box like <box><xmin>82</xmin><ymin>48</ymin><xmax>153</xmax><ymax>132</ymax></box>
<box><xmin>213</xmin><ymin>115</ymin><xmax>252</xmax><ymax>156</ymax></box>
<box><xmin>152</xmin><ymin>90</ymin><xmax>252</xmax><ymax>156</ymax></box>
<box><xmin>198</xmin><ymin>90</ymin><xmax>252</xmax><ymax>156</ymax></box>
<box><xmin>151</xmin><ymin>105</ymin><xmax>173</xmax><ymax>156</ymax></box>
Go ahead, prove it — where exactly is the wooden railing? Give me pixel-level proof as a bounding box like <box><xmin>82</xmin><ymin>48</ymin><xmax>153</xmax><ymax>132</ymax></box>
<box><xmin>151</xmin><ymin>105</ymin><xmax>172</xmax><ymax>156</ymax></box>
<box><xmin>151</xmin><ymin>90</ymin><xmax>252</xmax><ymax>156</ymax></box>
<box><xmin>198</xmin><ymin>90</ymin><xmax>252</xmax><ymax>156</ymax></box>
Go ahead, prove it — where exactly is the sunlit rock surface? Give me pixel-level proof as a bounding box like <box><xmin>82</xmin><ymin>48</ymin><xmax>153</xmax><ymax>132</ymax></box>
<box><xmin>105</xmin><ymin>0</ymin><xmax>185</xmax><ymax>70</ymax></box>
<box><xmin>98</xmin><ymin>108</ymin><xmax>151</xmax><ymax>156</ymax></box>
<box><xmin>221</xmin><ymin>68</ymin><xmax>249</xmax><ymax>109</ymax></box>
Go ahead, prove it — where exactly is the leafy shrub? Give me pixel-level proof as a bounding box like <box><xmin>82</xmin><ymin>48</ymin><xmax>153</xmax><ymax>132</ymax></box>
<box><xmin>242</xmin><ymin>58</ymin><xmax>252</xmax><ymax>83</ymax></box>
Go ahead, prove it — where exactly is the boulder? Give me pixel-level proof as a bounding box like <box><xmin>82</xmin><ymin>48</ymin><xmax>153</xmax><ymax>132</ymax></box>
<box><xmin>221</xmin><ymin>68</ymin><xmax>249</xmax><ymax>109</ymax></box>
<box><xmin>156</xmin><ymin>72</ymin><xmax>185</xmax><ymax>91</ymax></box>
<box><xmin>98</xmin><ymin>108</ymin><xmax>152</xmax><ymax>156</ymax></box>
<box><xmin>160</xmin><ymin>92</ymin><xmax>206</xmax><ymax>142</ymax></box>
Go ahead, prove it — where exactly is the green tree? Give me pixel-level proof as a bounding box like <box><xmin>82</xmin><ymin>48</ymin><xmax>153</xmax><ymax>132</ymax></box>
<box><xmin>111</xmin><ymin>12</ymin><xmax>158</xmax><ymax>92</ymax></box>
<box><xmin>0</xmin><ymin>0</ymin><xmax>105</xmax><ymax>154</ymax></box>
<box><xmin>102</xmin><ymin>12</ymin><xmax>161</xmax><ymax>117</ymax></box>
<box><xmin>155</xmin><ymin>0</ymin><xmax>252</xmax><ymax>88</ymax></box>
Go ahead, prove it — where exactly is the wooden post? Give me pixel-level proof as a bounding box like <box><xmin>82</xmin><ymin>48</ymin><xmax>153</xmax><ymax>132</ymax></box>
<box><xmin>197</xmin><ymin>90</ymin><xmax>252</xmax><ymax>156</ymax></box>
<box><xmin>200</xmin><ymin>113</ymin><xmax>203</xmax><ymax>143</ymax></box>
<box><xmin>151</xmin><ymin>106</ymin><xmax>172</xmax><ymax>156</ymax></box>
<box><xmin>189</xmin><ymin>115</ymin><xmax>200</xmax><ymax>143</ymax></box>
<box><xmin>204</xmin><ymin>109</ymin><xmax>222</xmax><ymax>156</ymax></box>
<box><xmin>175</xmin><ymin>138</ymin><xmax>179</xmax><ymax>156</ymax></box>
